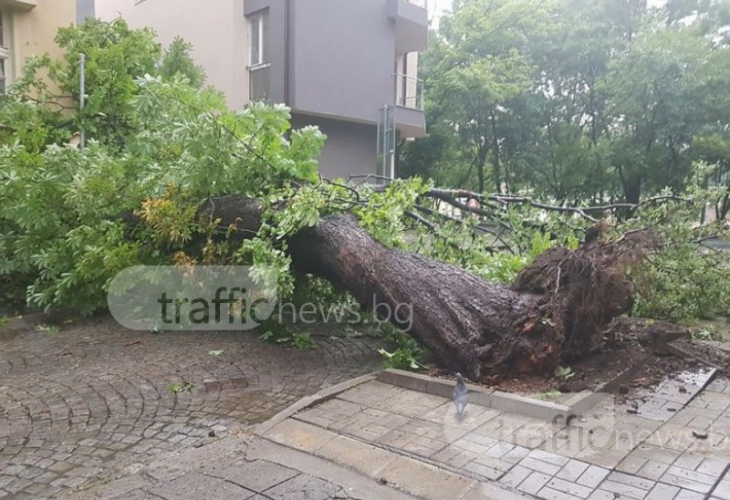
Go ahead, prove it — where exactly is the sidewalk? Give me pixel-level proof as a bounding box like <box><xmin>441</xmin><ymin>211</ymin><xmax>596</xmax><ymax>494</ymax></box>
<box><xmin>63</xmin><ymin>431</ymin><xmax>417</xmax><ymax>500</ymax></box>
<box><xmin>59</xmin><ymin>371</ymin><xmax>730</xmax><ymax>500</ymax></box>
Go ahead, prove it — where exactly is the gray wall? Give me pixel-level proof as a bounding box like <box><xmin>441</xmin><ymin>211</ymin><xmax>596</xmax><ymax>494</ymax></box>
<box><xmin>290</xmin><ymin>0</ymin><xmax>395</xmax><ymax>125</ymax></box>
<box><xmin>292</xmin><ymin>113</ymin><xmax>377</xmax><ymax>179</ymax></box>
<box><xmin>76</xmin><ymin>0</ymin><xmax>95</xmax><ymax>23</ymax></box>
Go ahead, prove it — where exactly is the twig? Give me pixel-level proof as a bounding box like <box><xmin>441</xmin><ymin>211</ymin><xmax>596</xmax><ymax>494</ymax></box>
<box><xmin>404</xmin><ymin>210</ymin><xmax>464</xmax><ymax>252</ymax></box>
<box><xmin>414</xmin><ymin>204</ymin><xmax>508</xmax><ymax>254</ymax></box>
<box><xmin>347</xmin><ymin>174</ymin><xmax>394</xmax><ymax>186</ymax></box>
<box><xmin>491</xmin><ymin>195</ymin><xmax>598</xmax><ymax>223</ymax></box>
<box><xmin>414</xmin><ymin>204</ymin><xmax>465</xmax><ymax>226</ymax></box>
<box><xmin>323</xmin><ymin>178</ymin><xmax>361</xmax><ymax>203</ymax></box>
<box><xmin>415</xmin><ymin>187</ymin><xmax>692</xmax><ymax>221</ymax></box>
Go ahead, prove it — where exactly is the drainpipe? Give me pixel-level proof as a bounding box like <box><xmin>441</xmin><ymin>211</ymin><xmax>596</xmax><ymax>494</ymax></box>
<box><xmin>79</xmin><ymin>53</ymin><xmax>86</xmax><ymax>149</ymax></box>
<box><xmin>284</xmin><ymin>0</ymin><xmax>291</xmax><ymax>107</ymax></box>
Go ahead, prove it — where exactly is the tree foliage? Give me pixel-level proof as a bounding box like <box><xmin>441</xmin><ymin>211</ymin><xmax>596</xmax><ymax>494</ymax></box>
<box><xmin>0</xmin><ymin>18</ymin><xmax>727</xmax><ymax>334</ymax></box>
<box><xmin>404</xmin><ymin>0</ymin><xmax>730</xmax><ymax>216</ymax></box>
<box><xmin>0</xmin><ymin>20</ymin><xmax>323</xmax><ymax>313</ymax></box>
<box><xmin>159</xmin><ymin>37</ymin><xmax>206</xmax><ymax>89</ymax></box>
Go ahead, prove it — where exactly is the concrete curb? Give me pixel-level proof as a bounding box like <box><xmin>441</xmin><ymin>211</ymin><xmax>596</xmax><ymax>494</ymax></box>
<box><xmin>253</xmin><ymin>348</ymin><xmax>679</xmax><ymax>428</ymax></box>
<box><xmin>663</xmin><ymin>341</ymin><xmax>724</xmax><ymax>372</ymax></box>
<box><xmin>255</xmin><ymin>372</ymin><xmax>378</xmax><ymax>436</ymax></box>
<box><xmin>377</xmin><ymin>369</ymin><xmax>575</xmax><ymax>422</ymax></box>
<box><xmin>0</xmin><ymin>309</ymin><xmax>81</xmax><ymax>334</ymax></box>
<box><xmin>567</xmin><ymin>355</ymin><xmax>652</xmax><ymax>415</ymax></box>
<box><xmin>375</xmin><ymin>347</ymin><xmax>704</xmax><ymax>422</ymax></box>
<box><xmin>260</xmin><ymin>419</ymin><xmax>529</xmax><ymax>500</ymax></box>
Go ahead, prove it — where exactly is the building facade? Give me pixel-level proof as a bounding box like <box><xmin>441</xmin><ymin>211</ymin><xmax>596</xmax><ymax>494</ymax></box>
<box><xmin>0</xmin><ymin>0</ymin><xmax>77</xmax><ymax>94</ymax></box>
<box><xmin>93</xmin><ymin>0</ymin><xmax>428</xmax><ymax>179</ymax></box>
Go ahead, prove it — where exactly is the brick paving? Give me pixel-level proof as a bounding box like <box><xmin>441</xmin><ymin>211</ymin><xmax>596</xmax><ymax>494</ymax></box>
<box><xmin>288</xmin><ymin>377</ymin><xmax>730</xmax><ymax>500</ymax></box>
<box><xmin>0</xmin><ymin>316</ymin><xmax>383</xmax><ymax>499</ymax></box>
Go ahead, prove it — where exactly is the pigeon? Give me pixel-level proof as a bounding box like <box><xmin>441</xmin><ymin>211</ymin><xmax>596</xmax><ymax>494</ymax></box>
<box><xmin>453</xmin><ymin>373</ymin><xmax>468</xmax><ymax>418</ymax></box>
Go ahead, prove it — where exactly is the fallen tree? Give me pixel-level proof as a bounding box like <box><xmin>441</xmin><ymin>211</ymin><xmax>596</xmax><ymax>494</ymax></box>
<box><xmin>202</xmin><ymin>194</ymin><xmax>652</xmax><ymax>380</ymax></box>
<box><xmin>2</xmin><ymin>50</ymin><xmax>728</xmax><ymax>381</ymax></box>
<box><xmin>292</xmin><ymin>214</ymin><xmax>631</xmax><ymax>380</ymax></box>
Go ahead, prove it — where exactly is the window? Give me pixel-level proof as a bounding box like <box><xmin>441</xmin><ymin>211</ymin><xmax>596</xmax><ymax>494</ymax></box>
<box><xmin>0</xmin><ymin>58</ymin><xmax>5</xmax><ymax>95</ymax></box>
<box><xmin>249</xmin><ymin>10</ymin><xmax>269</xmax><ymax>67</ymax></box>
<box><xmin>0</xmin><ymin>11</ymin><xmax>9</xmax><ymax>95</ymax></box>
<box><xmin>248</xmin><ymin>10</ymin><xmax>270</xmax><ymax>101</ymax></box>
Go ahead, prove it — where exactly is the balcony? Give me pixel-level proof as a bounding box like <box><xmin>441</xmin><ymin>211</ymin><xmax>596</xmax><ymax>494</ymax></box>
<box><xmin>394</xmin><ymin>73</ymin><xmax>425</xmax><ymax>138</ymax></box>
<box><xmin>395</xmin><ymin>73</ymin><xmax>424</xmax><ymax>110</ymax></box>
<box><xmin>249</xmin><ymin>63</ymin><xmax>270</xmax><ymax>102</ymax></box>
<box><xmin>388</xmin><ymin>0</ymin><xmax>428</xmax><ymax>53</ymax></box>
<box><xmin>0</xmin><ymin>0</ymin><xmax>36</xmax><ymax>10</ymax></box>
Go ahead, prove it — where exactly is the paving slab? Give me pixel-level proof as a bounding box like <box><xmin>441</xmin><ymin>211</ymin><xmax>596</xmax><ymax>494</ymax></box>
<box><xmin>58</xmin><ymin>434</ymin><xmax>418</xmax><ymax>500</ymax></box>
<box><xmin>7</xmin><ymin>327</ymin><xmax>730</xmax><ymax>500</ymax></box>
<box><xmin>259</xmin><ymin>372</ymin><xmax>730</xmax><ymax>500</ymax></box>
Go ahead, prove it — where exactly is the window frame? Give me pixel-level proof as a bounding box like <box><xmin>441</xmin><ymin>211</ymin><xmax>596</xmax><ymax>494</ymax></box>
<box><xmin>0</xmin><ymin>10</ymin><xmax>11</xmax><ymax>94</ymax></box>
<box><xmin>0</xmin><ymin>58</ymin><xmax>6</xmax><ymax>95</ymax></box>
<box><xmin>248</xmin><ymin>9</ymin><xmax>269</xmax><ymax>68</ymax></box>
<box><xmin>0</xmin><ymin>10</ymin><xmax>5</xmax><ymax>49</ymax></box>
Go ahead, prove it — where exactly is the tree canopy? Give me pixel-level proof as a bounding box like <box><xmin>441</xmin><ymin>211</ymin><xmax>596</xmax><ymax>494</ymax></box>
<box><xmin>0</xmin><ymin>19</ymin><xmax>324</xmax><ymax>313</ymax></box>
<box><xmin>402</xmin><ymin>0</ymin><xmax>730</xmax><ymax>218</ymax></box>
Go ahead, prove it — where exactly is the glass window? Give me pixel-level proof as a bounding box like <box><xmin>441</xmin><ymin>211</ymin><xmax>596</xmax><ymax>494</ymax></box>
<box><xmin>0</xmin><ymin>11</ymin><xmax>5</xmax><ymax>48</ymax></box>
<box><xmin>249</xmin><ymin>10</ymin><xmax>269</xmax><ymax>66</ymax></box>
<box><xmin>0</xmin><ymin>58</ymin><xmax>6</xmax><ymax>94</ymax></box>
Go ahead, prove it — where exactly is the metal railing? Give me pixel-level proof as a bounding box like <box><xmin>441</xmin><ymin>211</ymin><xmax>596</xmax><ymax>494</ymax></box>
<box><xmin>394</xmin><ymin>73</ymin><xmax>425</xmax><ymax>110</ymax></box>
<box><xmin>249</xmin><ymin>63</ymin><xmax>270</xmax><ymax>102</ymax></box>
<box><xmin>405</xmin><ymin>0</ymin><xmax>428</xmax><ymax>8</ymax></box>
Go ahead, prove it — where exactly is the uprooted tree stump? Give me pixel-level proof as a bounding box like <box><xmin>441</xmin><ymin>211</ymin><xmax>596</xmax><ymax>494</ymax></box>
<box><xmin>199</xmin><ymin>195</ymin><xmax>661</xmax><ymax>381</ymax></box>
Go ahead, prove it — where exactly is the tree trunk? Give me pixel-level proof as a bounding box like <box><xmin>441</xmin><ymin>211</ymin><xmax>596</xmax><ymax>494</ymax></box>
<box><xmin>204</xmin><ymin>198</ymin><xmax>639</xmax><ymax>381</ymax></box>
<box><xmin>289</xmin><ymin>214</ymin><xmax>532</xmax><ymax>379</ymax></box>
<box><xmin>489</xmin><ymin>110</ymin><xmax>502</xmax><ymax>194</ymax></box>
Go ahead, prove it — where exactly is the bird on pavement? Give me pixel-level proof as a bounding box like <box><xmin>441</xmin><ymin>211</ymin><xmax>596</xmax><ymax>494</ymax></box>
<box><xmin>453</xmin><ymin>373</ymin><xmax>468</xmax><ymax>418</ymax></box>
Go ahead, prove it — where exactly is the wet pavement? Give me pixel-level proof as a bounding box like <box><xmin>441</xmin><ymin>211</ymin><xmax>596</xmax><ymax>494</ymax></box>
<box><xmin>0</xmin><ymin>316</ymin><xmax>383</xmax><ymax>499</ymax></box>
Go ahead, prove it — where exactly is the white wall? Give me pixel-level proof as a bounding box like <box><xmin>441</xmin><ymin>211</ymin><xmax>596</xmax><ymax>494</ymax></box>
<box><xmin>95</xmin><ymin>0</ymin><xmax>249</xmax><ymax>109</ymax></box>
<box><xmin>8</xmin><ymin>0</ymin><xmax>76</xmax><ymax>81</ymax></box>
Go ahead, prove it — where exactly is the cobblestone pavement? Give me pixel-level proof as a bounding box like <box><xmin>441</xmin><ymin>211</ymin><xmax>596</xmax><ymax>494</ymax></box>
<box><xmin>0</xmin><ymin>316</ymin><xmax>384</xmax><ymax>499</ymax></box>
<box><xmin>275</xmin><ymin>376</ymin><xmax>730</xmax><ymax>500</ymax></box>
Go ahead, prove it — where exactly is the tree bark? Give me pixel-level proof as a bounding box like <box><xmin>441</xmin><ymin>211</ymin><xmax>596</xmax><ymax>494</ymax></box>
<box><xmin>289</xmin><ymin>214</ymin><xmax>542</xmax><ymax>379</ymax></box>
<box><xmin>203</xmin><ymin>197</ymin><xmax>638</xmax><ymax>381</ymax></box>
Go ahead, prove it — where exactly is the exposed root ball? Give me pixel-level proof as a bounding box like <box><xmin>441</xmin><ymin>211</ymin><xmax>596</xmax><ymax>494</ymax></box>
<box><xmin>512</xmin><ymin>231</ymin><xmax>647</xmax><ymax>364</ymax></box>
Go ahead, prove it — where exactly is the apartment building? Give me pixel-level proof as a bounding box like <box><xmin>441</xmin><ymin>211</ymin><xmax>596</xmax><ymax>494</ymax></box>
<box><xmin>93</xmin><ymin>0</ymin><xmax>429</xmax><ymax>179</ymax></box>
<box><xmin>0</xmin><ymin>0</ymin><xmax>77</xmax><ymax>94</ymax></box>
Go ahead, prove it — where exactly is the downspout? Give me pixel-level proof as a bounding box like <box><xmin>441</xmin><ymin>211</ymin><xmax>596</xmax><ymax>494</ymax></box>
<box><xmin>284</xmin><ymin>0</ymin><xmax>291</xmax><ymax>106</ymax></box>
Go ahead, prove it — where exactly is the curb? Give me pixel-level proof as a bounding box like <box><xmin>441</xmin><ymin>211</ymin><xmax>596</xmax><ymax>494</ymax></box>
<box><xmin>567</xmin><ymin>355</ymin><xmax>652</xmax><ymax>415</ymax></box>
<box><xmin>377</xmin><ymin>369</ymin><xmax>576</xmax><ymax>422</ymax></box>
<box><xmin>255</xmin><ymin>372</ymin><xmax>379</xmax><ymax>436</ymax></box>
<box><xmin>0</xmin><ymin>309</ymin><xmax>82</xmax><ymax>334</ymax></box>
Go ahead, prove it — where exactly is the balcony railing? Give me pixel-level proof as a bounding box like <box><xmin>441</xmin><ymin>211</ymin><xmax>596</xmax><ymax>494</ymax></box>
<box><xmin>405</xmin><ymin>0</ymin><xmax>427</xmax><ymax>8</ymax></box>
<box><xmin>394</xmin><ymin>73</ymin><xmax>424</xmax><ymax>110</ymax></box>
<box><xmin>249</xmin><ymin>63</ymin><xmax>270</xmax><ymax>102</ymax></box>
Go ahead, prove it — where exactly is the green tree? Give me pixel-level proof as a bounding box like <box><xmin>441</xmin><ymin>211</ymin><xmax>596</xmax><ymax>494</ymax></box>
<box><xmin>0</xmin><ymin>21</ymin><xmax>323</xmax><ymax>313</ymax></box>
<box><xmin>53</xmin><ymin>19</ymin><xmax>160</xmax><ymax>147</ymax></box>
<box><xmin>601</xmin><ymin>29</ymin><xmax>715</xmax><ymax>203</ymax></box>
<box><xmin>403</xmin><ymin>0</ymin><xmax>730</xmax><ymax>210</ymax></box>
<box><xmin>417</xmin><ymin>0</ymin><xmax>554</xmax><ymax>193</ymax></box>
<box><xmin>160</xmin><ymin>37</ymin><xmax>206</xmax><ymax>89</ymax></box>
